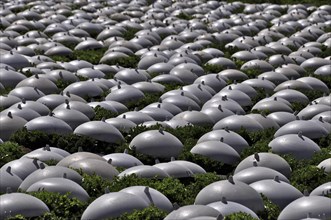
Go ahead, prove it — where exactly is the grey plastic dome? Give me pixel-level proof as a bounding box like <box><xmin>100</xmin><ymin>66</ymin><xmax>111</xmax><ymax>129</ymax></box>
<box><xmin>246</xmin><ymin>114</ymin><xmax>280</xmax><ymax>130</ymax></box>
<box><xmin>25</xmin><ymin>115</ymin><xmax>72</xmax><ymax>135</ymax></box>
<box><xmin>164</xmin><ymin>205</ymin><xmax>220</xmax><ymax>220</ymax></box>
<box><xmin>54</xmin><ymin>101</ymin><xmax>95</xmax><ymax>119</ymax></box>
<box><xmin>217</xmin><ymin>88</ymin><xmax>252</xmax><ymax>107</ymax></box>
<box><xmin>258</xmin><ymin>71</ymin><xmax>289</xmax><ymax>85</ymax></box>
<box><xmin>105</xmin><ymin>85</ymin><xmax>145</xmax><ymax>104</ymax></box>
<box><xmin>207</xmin><ymin>198</ymin><xmax>259</xmax><ymax>219</ymax></box>
<box><xmin>223</xmin><ymin>83</ymin><xmax>257</xmax><ymax>99</ymax></box>
<box><xmin>207</xmin><ymin>57</ymin><xmax>236</xmax><ymax>69</ymax></box>
<box><xmin>213</xmin><ymin>115</ymin><xmax>263</xmax><ymax>132</ymax></box>
<box><xmin>0</xmin><ymin>94</ymin><xmax>21</xmax><ymax>109</ymax></box>
<box><xmin>69</xmin><ymin>158</ymin><xmax>119</xmax><ymax>180</ymax></box>
<box><xmin>278</xmin><ymin>196</ymin><xmax>331</xmax><ymax>220</ymax></box>
<box><xmin>195</xmin><ymin>177</ymin><xmax>264</xmax><ymax>213</ymax></box>
<box><xmin>77</xmin><ymin>67</ymin><xmax>105</xmax><ymax>79</ymax></box>
<box><xmin>313</xmin><ymin>111</ymin><xmax>331</xmax><ymax>124</ymax></box>
<box><xmin>63</xmin><ymin>81</ymin><xmax>104</xmax><ymax>98</ymax></box>
<box><xmin>117</xmin><ymin>111</ymin><xmax>154</xmax><ymax>125</ymax></box>
<box><xmin>0</xmin><ymin>167</ymin><xmax>22</xmax><ymax>193</ymax></box>
<box><xmin>310</xmin><ymin>182</ymin><xmax>331</xmax><ymax>197</ymax></box>
<box><xmin>169</xmin><ymin>160</ymin><xmax>206</xmax><ymax>175</ymax></box>
<box><xmin>146</xmin><ymin>102</ymin><xmax>182</xmax><ymax>116</ymax></box>
<box><xmin>12</xmin><ymin>100</ymin><xmax>50</xmax><ymax>116</ymax></box>
<box><xmin>0</xmin><ymin>68</ymin><xmax>27</xmax><ymax>88</ymax></box>
<box><xmin>218</xmin><ymin>69</ymin><xmax>248</xmax><ymax>81</ymax></box>
<box><xmin>129</xmin><ymin>129</ymin><xmax>183</xmax><ymax>158</ymax></box>
<box><xmin>252</xmin><ymin>100</ymin><xmax>293</xmax><ymax>113</ymax></box>
<box><xmin>242</xmin><ymin>78</ymin><xmax>276</xmax><ymax>93</ymax></box>
<box><xmin>297</xmin><ymin>104</ymin><xmax>331</xmax><ymax>120</ymax></box>
<box><xmin>120</xmin><ymin>186</ymin><xmax>173</xmax><ymax>212</ymax></box>
<box><xmin>19</xmin><ymin>166</ymin><xmax>82</xmax><ymax>191</ymax></box>
<box><xmin>269</xmin><ymin>133</ymin><xmax>321</xmax><ymax>159</ymax></box>
<box><xmin>0</xmin><ymin>158</ymin><xmax>46</xmax><ymax>180</ymax></box>
<box><xmin>132</xmin><ymin>81</ymin><xmax>165</xmax><ymax>94</ymax></box>
<box><xmin>74</xmin><ymin>121</ymin><xmax>124</xmax><ymax>144</ymax></box>
<box><xmin>151</xmin><ymin>74</ymin><xmax>184</xmax><ymax>85</ymax></box>
<box><xmin>234</xmin><ymin>166</ymin><xmax>290</xmax><ymax>185</ymax></box>
<box><xmin>26</xmin><ymin>177</ymin><xmax>89</xmax><ymax>202</ymax></box>
<box><xmin>297</xmin><ymin>77</ymin><xmax>329</xmax><ymax>93</ymax></box>
<box><xmin>81</xmin><ymin>192</ymin><xmax>149</xmax><ymax>220</ymax></box>
<box><xmin>101</xmin><ymin>101</ymin><xmax>128</xmax><ymax>114</ymax></box>
<box><xmin>103</xmin><ymin>153</ymin><xmax>143</xmax><ymax>168</ymax></box>
<box><xmin>140</xmin><ymin>107</ymin><xmax>174</xmax><ymax>121</ymax></box>
<box><xmin>314</xmin><ymin>64</ymin><xmax>331</xmax><ymax>76</ymax></box>
<box><xmin>53</xmin><ymin>106</ymin><xmax>90</xmax><ymax>130</ymax></box>
<box><xmin>274</xmin><ymin>80</ymin><xmax>313</xmax><ymax>92</ymax></box>
<box><xmin>197</xmin><ymin>129</ymin><xmax>249</xmax><ymax>154</ymax></box>
<box><xmin>235</xmin><ymin>153</ymin><xmax>292</xmax><ymax>178</ymax></box>
<box><xmin>153</xmin><ymin>162</ymin><xmax>193</xmax><ymax>178</ymax></box>
<box><xmin>0</xmin><ymin>112</ymin><xmax>27</xmax><ymax>141</ymax></box>
<box><xmin>203</xmin><ymin>98</ymin><xmax>245</xmax><ymax>115</ymax></box>
<box><xmin>173</xmin><ymin>110</ymin><xmax>213</xmax><ymax>127</ymax></box>
<box><xmin>1</xmin><ymin>52</ymin><xmax>31</xmax><ymax>69</ymax></box>
<box><xmin>36</xmin><ymin>94</ymin><xmax>69</xmax><ymax>110</ymax></box>
<box><xmin>274</xmin><ymin>120</ymin><xmax>328</xmax><ymax>139</ymax></box>
<box><xmin>267</xmin><ymin>111</ymin><xmax>297</xmax><ymax>127</ymax></box>
<box><xmin>317</xmin><ymin>158</ymin><xmax>331</xmax><ymax>173</ymax></box>
<box><xmin>114</xmin><ymin>69</ymin><xmax>149</xmax><ymax>85</ymax></box>
<box><xmin>15</xmin><ymin>75</ymin><xmax>59</xmax><ymax>95</ymax></box>
<box><xmin>118</xmin><ymin>165</ymin><xmax>169</xmax><ymax>179</ymax></box>
<box><xmin>250</xmin><ymin>177</ymin><xmax>303</xmax><ymax>209</ymax></box>
<box><xmin>194</xmin><ymin>74</ymin><xmax>227</xmax><ymax>92</ymax></box>
<box><xmin>9</xmin><ymin>86</ymin><xmax>45</xmax><ymax>101</ymax></box>
<box><xmin>161</xmin><ymin>90</ymin><xmax>201</xmax><ymax>105</ymax></box>
<box><xmin>300</xmin><ymin>57</ymin><xmax>331</xmax><ymax>71</ymax></box>
<box><xmin>105</xmin><ymin>118</ymin><xmax>137</xmax><ymax>133</ymax></box>
<box><xmin>190</xmin><ymin>141</ymin><xmax>240</xmax><ymax>165</ymax></box>
<box><xmin>23</xmin><ymin>149</ymin><xmax>64</xmax><ymax>163</ymax></box>
<box><xmin>241</xmin><ymin>59</ymin><xmax>274</xmax><ymax>72</ymax></box>
<box><xmin>201</xmin><ymin>105</ymin><xmax>235</xmax><ymax>124</ymax></box>
<box><xmin>0</xmin><ymin>193</ymin><xmax>49</xmax><ymax>219</ymax></box>
<box><xmin>1</xmin><ymin>104</ymin><xmax>40</xmax><ymax>121</ymax></box>
<box><xmin>182</xmin><ymin>84</ymin><xmax>214</xmax><ymax>104</ymax></box>
<box><xmin>57</xmin><ymin>152</ymin><xmax>105</xmax><ymax>167</ymax></box>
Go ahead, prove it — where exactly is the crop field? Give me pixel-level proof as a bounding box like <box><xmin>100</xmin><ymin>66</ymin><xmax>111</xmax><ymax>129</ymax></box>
<box><xmin>0</xmin><ymin>0</ymin><xmax>330</xmax><ymax>219</ymax></box>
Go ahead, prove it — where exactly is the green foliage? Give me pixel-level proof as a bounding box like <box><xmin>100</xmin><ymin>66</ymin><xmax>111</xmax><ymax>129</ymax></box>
<box><xmin>9</xmin><ymin>128</ymin><xmax>119</xmax><ymax>155</ymax></box>
<box><xmin>49</xmin><ymin>48</ymin><xmax>108</xmax><ymax>65</ymax></box>
<box><xmin>283</xmin><ymin>148</ymin><xmax>331</xmax><ymax>193</ymax></box>
<box><xmin>112</xmin><ymin>206</ymin><xmax>167</xmax><ymax>220</ymax></box>
<box><xmin>122</xmin><ymin>27</ymin><xmax>140</xmax><ymax>41</ymax></box>
<box><xmin>9</xmin><ymin>128</ymin><xmax>50</xmax><ymax>149</ymax></box>
<box><xmin>203</xmin><ymin>64</ymin><xmax>225</xmax><ymax>74</ymax></box>
<box><xmin>251</xmin><ymin>88</ymin><xmax>269</xmax><ymax>107</ymax></box>
<box><xmin>0</xmin><ymin>142</ymin><xmax>26</xmax><ymax>167</ymax></box>
<box><xmin>291</xmin><ymin>101</ymin><xmax>307</xmax><ymax>112</ymax></box>
<box><xmin>257</xmin><ymin>194</ymin><xmax>281</xmax><ymax>220</ymax></box>
<box><xmin>93</xmin><ymin>105</ymin><xmax>118</xmax><ymax>121</ymax></box>
<box><xmin>176</xmin><ymin>12</ymin><xmax>193</xmax><ymax>20</ymax></box>
<box><xmin>238</xmin><ymin>128</ymin><xmax>275</xmax><ymax>159</ymax></box>
<box><xmin>81</xmin><ymin>172</ymin><xmax>221</xmax><ymax>206</ymax></box>
<box><xmin>55</xmin><ymin>79</ymin><xmax>72</xmax><ymax>91</ymax></box>
<box><xmin>74</xmin><ymin>49</ymin><xmax>108</xmax><ymax>65</ymax></box>
<box><xmin>224</xmin><ymin>212</ymin><xmax>258</xmax><ymax>220</ymax></box>
<box><xmin>103</xmin><ymin>55</ymin><xmax>140</xmax><ymax>68</ymax></box>
<box><xmin>28</xmin><ymin>191</ymin><xmax>88</xmax><ymax>220</ymax></box>
<box><xmin>126</xmin><ymin>92</ymin><xmax>162</xmax><ymax>111</ymax></box>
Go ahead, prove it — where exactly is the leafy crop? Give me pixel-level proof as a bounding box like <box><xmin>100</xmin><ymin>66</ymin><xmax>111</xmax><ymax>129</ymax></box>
<box><xmin>28</xmin><ymin>191</ymin><xmax>88</xmax><ymax>220</ymax></box>
<box><xmin>112</xmin><ymin>206</ymin><xmax>167</xmax><ymax>220</ymax></box>
<box><xmin>0</xmin><ymin>142</ymin><xmax>26</xmax><ymax>167</ymax></box>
